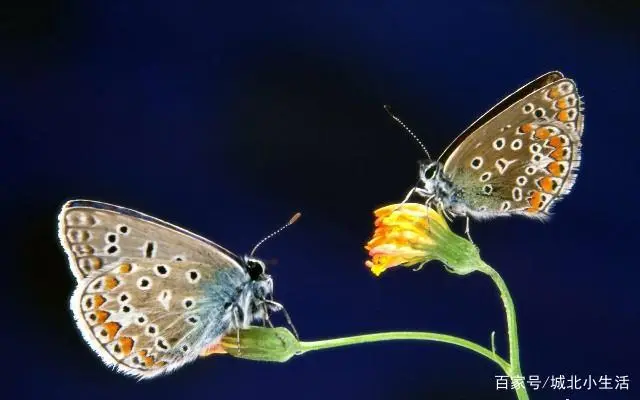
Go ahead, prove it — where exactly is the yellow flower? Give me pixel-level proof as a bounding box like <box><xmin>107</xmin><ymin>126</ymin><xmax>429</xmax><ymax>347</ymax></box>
<box><xmin>365</xmin><ymin>203</ymin><xmax>480</xmax><ymax>276</ymax></box>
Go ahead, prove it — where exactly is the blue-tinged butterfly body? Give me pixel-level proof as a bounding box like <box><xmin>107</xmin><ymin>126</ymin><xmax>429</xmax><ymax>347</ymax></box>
<box><xmin>404</xmin><ymin>71</ymin><xmax>584</xmax><ymax>224</ymax></box>
<box><xmin>59</xmin><ymin>200</ymin><xmax>286</xmax><ymax>379</ymax></box>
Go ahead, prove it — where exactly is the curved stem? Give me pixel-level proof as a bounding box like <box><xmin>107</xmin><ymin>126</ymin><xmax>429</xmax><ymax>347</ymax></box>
<box><xmin>477</xmin><ymin>261</ymin><xmax>528</xmax><ymax>400</ymax></box>
<box><xmin>478</xmin><ymin>261</ymin><xmax>521</xmax><ymax>374</ymax></box>
<box><xmin>297</xmin><ymin>331</ymin><xmax>510</xmax><ymax>373</ymax></box>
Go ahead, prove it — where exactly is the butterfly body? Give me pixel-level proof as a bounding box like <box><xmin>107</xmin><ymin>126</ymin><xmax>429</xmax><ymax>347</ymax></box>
<box><xmin>59</xmin><ymin>200</ymin><xmax>281</xmax><ymax>378</ymax></box>
<box><xmin>408</xmin><ymin>71</ymin><xmax>584</xmax><ymax>222</ymax></box>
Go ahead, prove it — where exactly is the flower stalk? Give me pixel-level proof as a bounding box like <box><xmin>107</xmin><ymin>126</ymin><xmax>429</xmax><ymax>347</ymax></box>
<box><xmin>213</xmin><ymin>203</ymin><xmax>530</xmax><ymax>399</ymax></box>
<box><xmin>217</xmin><ymin>326</ymin><xmax>508</xmax><ymax>371</ymax></box>
<box><xmin>362</xmin><ymin>203</ymin><xmax>529</xmax><ymax>399</ymax></box>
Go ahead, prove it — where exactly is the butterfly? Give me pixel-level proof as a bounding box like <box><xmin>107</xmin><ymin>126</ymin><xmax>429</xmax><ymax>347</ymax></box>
<box><xmin>58</xmin><ymin>199</ymin><xmax>299</xmax><ymax>379</ymax></box>
<box><xmin>387</xmin><ymin>71</ymin><xmax>584</xmax><ymax>237</ymax></box>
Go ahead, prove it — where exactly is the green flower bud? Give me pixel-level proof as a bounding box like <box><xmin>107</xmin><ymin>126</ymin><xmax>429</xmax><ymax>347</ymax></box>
<box><xmin>219</xmin><ymin>327</ymin><xmax>301</xmax><ymax>363</ymax></box>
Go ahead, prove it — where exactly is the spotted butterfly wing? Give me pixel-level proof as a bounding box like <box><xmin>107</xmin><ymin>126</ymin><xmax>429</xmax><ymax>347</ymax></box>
<box><xmin>70</xmin><ymin>258</ymin><xmax>246</xmax><ymax>378</ymax></box>
<box><xmin>439</xmin><ymin>71</ymin><xmax>584</xmax><ymax>219</ymax></box>
<box><xmin>58</xmin><ymin>200</ymin><xmax>241</xmax><ymax>280</ymax></box>
<box><xmin>59</xmin><ymin>200</ymin><xmax>253</xmax><ymax>378</ymax></box>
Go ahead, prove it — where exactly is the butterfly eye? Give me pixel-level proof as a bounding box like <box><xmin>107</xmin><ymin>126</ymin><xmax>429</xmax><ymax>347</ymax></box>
<box><xmin>245</xmin><ymin>258</ymin><xmax>266</xmax><ymax>280</ymax></box>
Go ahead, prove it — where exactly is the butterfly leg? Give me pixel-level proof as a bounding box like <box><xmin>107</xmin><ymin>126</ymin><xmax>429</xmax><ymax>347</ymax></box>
<box><xmin>263</xmin><ymin>303</ymin><xmax>275</xmax><ymax>328</ymax></box>
<box><xmin>438</xmin><ymin>200</ymin><xmax>454</xmax><ymax>222</ymax></box>
<box><xmin>233</xmin><ymin>308</ymin><xmax>242</xmax><ymax>354</ymax></box>
<box><xmin>422</xmin><ymin>194</ymin><xmax>436</xmax><ymax>234</ymax></box>
<box><xmin>464</xmin><ymin>215</ymin><xmax>474</xmax><ymax>243</ymax></box>
<box><xmin>264</xmin><ymin>299</ymin><xmax>299</xmax><ymax>340</ymax></box>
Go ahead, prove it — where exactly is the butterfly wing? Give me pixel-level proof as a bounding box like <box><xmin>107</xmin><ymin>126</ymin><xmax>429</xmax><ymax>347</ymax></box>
<box><xmin>71</xmin><ymin>258</ymin><xmax>248</xmax><ymax>378</ymax></box>
<box><xmin>440</xmin><ymin>72</ymin><xmax>584</xmax><ymax>219</ymax></box>
<box><xmin>58</xmin><ymin>200</ymin><xmax>243</xmax><ymax>280</ymax></box>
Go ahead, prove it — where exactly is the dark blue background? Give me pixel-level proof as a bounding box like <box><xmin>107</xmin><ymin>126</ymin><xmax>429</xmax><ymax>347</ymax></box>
<box><xmin>2</xmin><ymin>1</ymin><xmax>638</xmax><ymax>399</ymax></box>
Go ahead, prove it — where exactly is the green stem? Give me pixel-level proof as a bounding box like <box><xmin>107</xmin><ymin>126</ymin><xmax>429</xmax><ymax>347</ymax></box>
<box><xmin>477</xmin><ymin>261</ymin><xmax>528</xmax><ymax>400</ymax></box>
<box><xmin>297</xmin><ymin>331</ymin><xmax>510</xmax><ymax>373</ymax></box>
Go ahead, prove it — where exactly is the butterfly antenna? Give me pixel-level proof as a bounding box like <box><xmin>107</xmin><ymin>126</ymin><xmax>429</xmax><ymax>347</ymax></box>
<box><xmin>250</xmin><ymin>212</ymin><xmax>301</xmax><ymax>256</ymax></box>
<box><xmin>384</xmin><ymin>105</ymin><xmax>432</xmax><ymax>160</ymax></box>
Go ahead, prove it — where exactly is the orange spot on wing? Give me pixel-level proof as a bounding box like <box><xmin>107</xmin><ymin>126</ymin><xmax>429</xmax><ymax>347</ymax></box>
<box><xmin>118</xmin><ymin>263</ymin><xmax>132</xmax><ymax>273</ymax></box>
<box><xmin>154</xmin><ymin>361</ymin><xmax>167</xmax><ymax>368</ymax></box>
<box><xmin>547</xmin><ymin>162</ymin><xmax>563</xmax><ymax>177</ymax></box>
<box><xmin>548</xmin><ymin>136</ymin><xmax>563</xmax><ymax>148</ymax></box>
<box><xmin>104</xmin><ymin>276</ymin><xmax>119</xmax><ymax>290</ymax></box>
<box><xmin>557</xmin><ymin>110</ymin><xmax>571</xmax><ymax>122</ymax></box>
<box><xmin>93</xmin><ymin>295</ymin><xmax>106</xmax><ymax>309</ymax></box>
<box><xmin>548</xmin><ymin>87</ymin><xmax>561</xmax><ymax>99</ymax></box>
<box><xmin>118</xmin><ymin>337</ymin><xmax>134</xmax><ymax>356</ymax></box>
<box><xmin>538</xmin><ymin>177</ymin><xmax>555</xmax><ymax>193</ymax></box>
<box><xmin>102</xmin><ymin>322</ymin><xmax>121</xmax><ymax>340</ymax></box>
<box><xmin>520</xmin><ymin>123</ymin><xmax>534</xmax><ymax>134</ymax></box>
<box><xmin>142</xmin><ymin>355</ymin><xmax>154</xmax><ymax>367</ymax></box>
<box><xmin>555</xmin><ymin>99</ymin><xmax>569</xmax><ymax>109</ymax></box>
<box><xmin>526</xmin><ymin>191</ymin><xmax>544</xmax><ymax>213</ymax></box>
<box><xmin>136</xmin><ymin>350</ymin><xmax>155</xmax><ymax>367</ymax></box>
<box><xmin>550</xmin><ymin>147</ymin><xmax>566</xmax><ymax>160</ymax></box>
<box><xmin>534</xmin><ymin>127</ymin><xmax>552</xmax><ymax>139</ymax></box>
<box><xmin>95</xmin><ymin>310</ymin><xmax>110</xmax><ymax>323</ymax></box>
